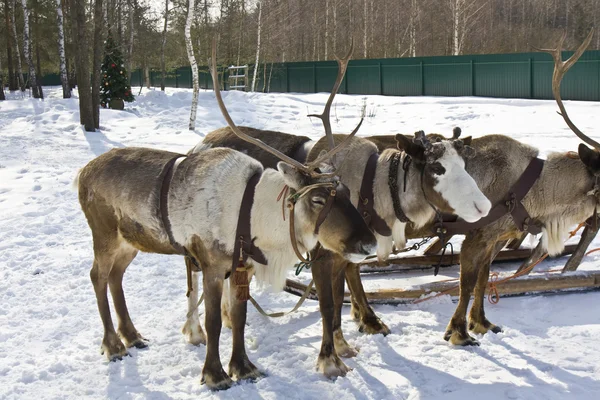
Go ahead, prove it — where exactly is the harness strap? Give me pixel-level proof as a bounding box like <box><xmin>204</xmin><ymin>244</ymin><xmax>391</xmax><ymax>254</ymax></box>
<box><xmin>231</xmin><ymin>173</ymin><xmax>268</xmax><ymax>276</ymax></box>
<box><xmin>288</xmin><ymin>202</ymin><xmax>311</xmax><ymax>263</ymax></box>
<box><xmin>437</xmin><ymin>157</ymin><xmax>545</xmax><ymax>237</ymax></box>
<box><xmin>389</xmin><ymin>152</ymin><xmax>411</xmax><ymax>223</ymax></box>
<box><xmin>159</xmin><ymin>155</ymin><xmax>198</xmax><ymax>264</ymax></box>
<box><xmin>358</xmin><ymin>152</ymin><xmax>392</xmax><ymax>236</ymax></box>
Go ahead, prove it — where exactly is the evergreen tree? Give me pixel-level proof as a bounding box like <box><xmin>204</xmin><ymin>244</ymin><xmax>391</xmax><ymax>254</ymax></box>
<box><xmin>100</xmin><ymin>33</ymin><xmax>134</xmax><ymax>109</ymax></box>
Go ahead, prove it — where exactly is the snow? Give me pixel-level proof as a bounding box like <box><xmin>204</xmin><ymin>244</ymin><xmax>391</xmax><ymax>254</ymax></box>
<box><xmin>1</xmin><ymin>87</ymin><xmax>600</xmax><ymax>399</ymax></box>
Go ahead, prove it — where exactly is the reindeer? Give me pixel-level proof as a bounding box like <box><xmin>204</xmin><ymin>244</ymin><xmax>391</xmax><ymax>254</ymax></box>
<box><xmin>186</xmin><ymin>59</ymin><xmax>492</xmax><ymax>377</ymax></box>
<box><xmin>75</xmin><ymin>41</ymin><xmax>377</xmax><ymax>390</ymax></box>
<box><xmin>343</xmin><ymin>30</ymin><xmax>600</xmax><ymax>346</ymax></box>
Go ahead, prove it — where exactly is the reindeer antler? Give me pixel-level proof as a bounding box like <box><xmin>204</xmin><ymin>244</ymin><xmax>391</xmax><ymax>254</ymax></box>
<box><xmin>306</xmin><ymin>40</ymin><xmax>364</xmax><ymax>167</ymax></box>
<box><xmin>210</xmin><ymin>38</ymin><xmax>359</xmax><ymax>175</ymax></box>
<box><xmin>534</xmin><ymin>29</ymin><xmax>599</xmax><ymax>150</ymax></box>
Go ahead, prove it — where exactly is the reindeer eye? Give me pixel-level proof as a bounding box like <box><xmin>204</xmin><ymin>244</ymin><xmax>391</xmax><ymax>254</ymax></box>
<box><xmin>427</xmin><ymin>163</ymin><xmax>446</xmax><ymax>176</ymax></box>
<box><xmin>311</xmin><ymin>196</ymin><xmax>326</xmax><ymax>206</ymax></box>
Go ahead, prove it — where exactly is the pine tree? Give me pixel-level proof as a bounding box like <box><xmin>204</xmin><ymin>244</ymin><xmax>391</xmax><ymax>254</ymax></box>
<box><xmin>100</xmin><ymin>33</ymin><xmax>134</xmax><ymax>109</ymax></box>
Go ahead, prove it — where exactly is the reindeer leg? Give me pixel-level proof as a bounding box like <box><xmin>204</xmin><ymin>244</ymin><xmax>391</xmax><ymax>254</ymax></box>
<box><xmin>332</xmin><ymin>258</ymin><xmax>358</xmax><ymax>358</ymax></box>
<box><xmin>468</xmin><ymin>241</ymin><xmax>507</xmax><ymax>335</ymax></box>
<box><xmin>108</xmin><ymin>247</ymin><xmax>148</xmax><ymax>349</ymax></box>
<box><xmin>201</xmin><ymin>268</ymin><xmax>232</xmax><ymax>390</ymax></box>
<box><xmin>345</xmin><ymin>262</ymin><xmax>391</xmax><ymax>335</ymax></box>
<box><xmin>221</xmin><ymin>278</ymin><xmax>232</xmax><ymax>329</ymax></box>
<box><xmin>227</xmin><ymin>277</ymin><xmax>264</xmax><ymax>382</ymax></box>
<box><xmin>312</xmin><ymin>251</ymin><xmax>350</xmax><ymax>378</ymax></box>
<box><xmin>444</xmin><ymin>234</ymin><xmax>492</xmax><ymax>346</ymax></box>
<box><xmin>90</xmin><ymin>251</ymin><xmax>127</xmax><ymax>360</ymax></box>
<box><xmin>182</xmin><ymin>262</ymin><xmax>206</xmax><ymax>345</ymax></box>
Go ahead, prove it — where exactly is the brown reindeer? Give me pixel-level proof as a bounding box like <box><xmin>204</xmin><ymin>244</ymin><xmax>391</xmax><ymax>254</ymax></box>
<box><xmin>76</xmin><ymin>42</ymin><xmax>377</xmax><ymax>390</ymax></box>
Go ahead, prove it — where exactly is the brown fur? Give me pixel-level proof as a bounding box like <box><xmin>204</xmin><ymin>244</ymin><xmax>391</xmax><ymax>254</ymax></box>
<box><xmin>199</xmin><ymin>126</ymin><xmax>311</xmax><ymax>169</ymax></box>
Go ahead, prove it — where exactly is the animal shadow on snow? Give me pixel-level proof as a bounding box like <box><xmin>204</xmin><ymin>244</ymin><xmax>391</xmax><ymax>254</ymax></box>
<box><xmin>370</xmin><ymin>339</ymin><xmax>595</xmax><ymax>400</ymax></box>
<box><xmin>106</xmin><ymin>350</ymin><xmax>172</xmax><ymax>400</ymax></box>
<box><xmin>84</xmin><ymin>128</ymin><xmax>124</xmax><ymax>156</ymax></box>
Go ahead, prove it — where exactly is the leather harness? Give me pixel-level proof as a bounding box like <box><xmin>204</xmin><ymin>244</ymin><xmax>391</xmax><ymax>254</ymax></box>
<box><xmin>231</xmin><ymin>173</ymin><xmax>268</xmax><ymax>272</ymax></box>
<box><xmin>358</xmin><ymin>153</ymin><xmax>393</xmax><ymax>236</ymax></box>
<box><xmin>434</xmin><ymin>157</ymin><xmax>545</xmax><ymax>237</ymax></box>
<box><xmin>159</xmin><ymin>156</ymin><xmax>267</xmax><ymax>272</ymax></box>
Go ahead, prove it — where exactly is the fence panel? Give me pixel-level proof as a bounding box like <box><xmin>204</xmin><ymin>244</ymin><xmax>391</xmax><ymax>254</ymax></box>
<box><xmin>40</xmin><ymin>50</ymin><xmax>600</xmax><ymax>101</ymax></box>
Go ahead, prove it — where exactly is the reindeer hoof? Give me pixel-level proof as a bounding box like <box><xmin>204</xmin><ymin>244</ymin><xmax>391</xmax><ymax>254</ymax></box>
<box><xmin>182</xmin><ymin>320</ymin><xmax>206</xmax><ymax>346</ymax></box>
<box><xmin>202</xmin><ymin>368</ymin><xmax>234</xmax><ymax>391</ymax></box>
<box><xmin>334</xmin><ymin>330</ymin><xmax>359</xmax><ymax>358</ymax></box>
<box><xmin>101</xmin><ymin>337</ymin><xmax>128</xmax><ymax>361</ymax></box>
<box><xmin>317</xmin><ymin>354</ymin><xmax>351</xmax><ymax>378</ymax></box>
<box><xmin>444</xmin><ymin>330</ymin><xmax>480</xmax><ymax>346</ymax></box>
<box><xmin>228</xmin><ymin>360</ymin><xmax>265</xmax><ymax>382</ymax></box>
<box><xmin>358</xmin><ymin>316</ymin><xmax>391</xmax><ymax>336</ymax></box>
<box><xmin>468</xmin><ymin>320</ymin><xmax>502</xmax><ymax>335</ymax></box>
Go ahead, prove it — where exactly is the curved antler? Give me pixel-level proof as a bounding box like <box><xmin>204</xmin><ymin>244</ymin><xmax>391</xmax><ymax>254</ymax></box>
<box><xmin>305</xmin><ymin>39</ymin><xmax>363</xmax><ymax>168</ymax></box>
<box><xmin>209</xmin><ymin>39</ymin><xmax>310</xmax><ymax>172</ymax></box>
<box><xmin>534</xmin><ymin>29</ymin><xmax>599</xmax><ymax>150</ymax></box>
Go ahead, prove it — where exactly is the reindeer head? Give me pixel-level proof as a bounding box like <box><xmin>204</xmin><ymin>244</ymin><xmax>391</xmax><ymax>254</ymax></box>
<box><xmin>396</xmin><ymin>131</ymin><xmax>491</xmax><ymax>223</ymax></box>
<box><xmin>210</xmin><ymin>39</ymin><xmax>376</xmax><ymax>262</ymax></box>
<box><xmin>278</xmin><ymin>162</ymin><xmax>376</xmax><ymax>261</ymax></box>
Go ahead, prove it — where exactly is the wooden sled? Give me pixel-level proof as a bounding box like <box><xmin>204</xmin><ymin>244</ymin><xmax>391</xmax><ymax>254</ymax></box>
<box><xmin>283</xmin><ymin>220</ymin><xmax>600</xmax><ymax>304</ymax></box>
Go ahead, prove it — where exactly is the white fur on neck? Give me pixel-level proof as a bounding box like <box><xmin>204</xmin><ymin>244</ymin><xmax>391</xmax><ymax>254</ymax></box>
<box><xmin>250</xmin><ymin>169</ymin><xmax>318</xmax><ymax>291</ymax></box>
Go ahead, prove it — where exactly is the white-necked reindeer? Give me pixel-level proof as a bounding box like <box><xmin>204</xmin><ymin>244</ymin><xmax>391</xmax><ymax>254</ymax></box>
<box><xmin>76</xmin><ymin>42</ymin><xmax>377</xmax><ymax>390</ymax></box>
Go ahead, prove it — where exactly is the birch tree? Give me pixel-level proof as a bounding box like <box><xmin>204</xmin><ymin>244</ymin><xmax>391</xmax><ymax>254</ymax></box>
<box><xmin>160</xmin><ymin>0</ymin><xmax>168</xmax><ymax>91</ymax></box>
<box><xmin>184</xmin><ymin>0</ymin><xmax>199</xmax><ymax>130</ymax></box>
<box><xmin>21</xmin><ymin>0</ymin><xmax>42</xmax><ymax>98</ymax></box>
<box><xmin>10</xmin><ymin>0</ymin><xmax>25</xmax><ymax>92</ymax></box>
<box><xmin>127</xmin><ymin>0</ymin><xmax>134</xmax><ymax>81</ymax></box>
<box><xmin>4</xmin><ymin>0</ymin><xmax>17</xmax><ymax>91</ymax></box>
<box><xmin>55</xmin><ymin>0</ymin><xmax>70</xmax><ymax>98</ymax></box>
<box><xmin>250</xmin><ymin>1</ymin><xmax>262</xmax><ymax>92</ymax></box>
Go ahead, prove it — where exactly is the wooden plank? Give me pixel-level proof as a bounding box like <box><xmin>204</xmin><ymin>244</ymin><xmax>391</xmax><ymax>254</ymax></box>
<box><xmin>284</xmin><ymin>270</ymin><xmax>600</xmax><ymax>303</ymax></box>
<box><xmin>563</xmin><ymin>218</ymin><xmax>600</xmax><ymax>272</ymax></box>
<box><xmin>358</xmin><ymin>244</ymin><xmax>578</xmax><ymax>270</ymax></box>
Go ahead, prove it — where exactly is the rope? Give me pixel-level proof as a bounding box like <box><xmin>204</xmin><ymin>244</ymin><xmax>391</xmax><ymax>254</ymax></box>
<box><xmin>413</xmin><ymin>220</ymin><xmax>587</xmax><ymax>305</ymax></box>
<box><xmin>184</xmin><ymin>281</ymin><xmax>315</xmax><ymax>320</ymax></box>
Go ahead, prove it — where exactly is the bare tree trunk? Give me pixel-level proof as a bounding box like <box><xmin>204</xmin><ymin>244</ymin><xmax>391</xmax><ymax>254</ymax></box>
<box><xmin>55</xmin><ymin>0</ymin><xmax>71</xmax><ymax>98</ymax></box>
<box><xmin>267</xmin><ymin>62</ymin><xmax>273</xmax><ymax>93</ymax></box>
<box><xmin>324</xmin><ymin>0</ymin><xmax>329</xmax><ymax>59</ymax></box>
<box><xmin>91</xmin><ymin>0</ymin><xmax>104</xmax><ymax>129</ymax></box>
<box><xmin>410</xmin><ymin>0</ymin><xmax>417</xmax><ymax>57</ymax></box>
<box><xmin>363</xmin><ymin>0</ymin><xmax>367</xmax><ymax>58</ymax></box>
<box><xmin>144</xmin><ymin>65</ymin><xmax>150</xmax><ymax>89</ymax></box>
<box><xmin>0</xmin><ymin>55</ymin><xmax>5</xmax><ymax>100</ymax></box>
<box><xmin>160</xmin><ymin>0</ymin><xmax>168</xmax><ymax>91</ymax></box>
<box><xmin>312</xmin><ymin>6</ymin><xmax>317</xmax><ymax>60</ymax></box>
<box><xmin>21</xmin><ymin>0</ymin><xmax>42</xmax><ymax>98</ymax></box>
<box><xmin>127</xmin><ymin>0</ymin><xmax>133</xmax><ymax>82</ymax></box>
<box><xmin>452</xmin><ymin>0</ymin><xmax>461</xmax><ymax>55</ymax></box>
<box><xmin>250</xmin><ymin>1</ymin><xmax>262</xmax><ymax>92</ymax></box>
<box><xmin>383</xmin><ymin>0</ymin><xmax>388</xmax><ymax>58</ymax></box>
<box><xmin>332</xmin><ymin>0</ymin><xmax>337</xmax><ymax>55</ymax></box>
<box><xmin>10</xmin><ymin>0</ymin><xmax>25</xmax><ymax>91</ymax></box>
<box><xmin>72</xmin><ymin>0</ymin><xmax>94</xmax><ymax>131</ymax></box>
<box><xmin>185</xmin><ymin>0</ymin><xmax>199</xmax><ymax>130</ymax></box>
<box><xmin>5</xmin><ymin>0</ymin><xmax>17</xmax><ymax>91</ymax></box>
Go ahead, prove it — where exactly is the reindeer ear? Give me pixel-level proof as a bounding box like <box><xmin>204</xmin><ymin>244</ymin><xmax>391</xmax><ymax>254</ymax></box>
<box><xmin>578</xmin><ymin>144</ymin><xmax>600</xmax><ymax>175</ymax></box>
<box><xmin>277</xmin><ymin>162</ymin><xmax>306</xmax><ymax>189</ymax></box>
<box><xmin>462</xmin><ymin>145</ymin><xmax>476</xmax><ymax>159</ymax></box>
<box><xmin>461</xmin><ymin>136</ymin><xmax>473</xmax><ymax>146</ymax></box>
<box><xmin>395</xmin><ymin>134</ymin><xmax>425</xmax><ymax>162</ymax></box>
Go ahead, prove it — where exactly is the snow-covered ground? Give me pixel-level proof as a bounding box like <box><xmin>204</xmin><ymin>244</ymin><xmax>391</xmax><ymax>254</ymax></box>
<box><xmin>1</xmin><ymin>87</ymin><xmax>599</xmax><ymax>400</ymax></box>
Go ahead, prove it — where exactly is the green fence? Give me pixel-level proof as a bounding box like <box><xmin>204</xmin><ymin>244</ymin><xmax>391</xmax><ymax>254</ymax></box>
<box><xmin>120</xmin><ymin>50</ymin><xmax>600</xmax><ymax>101</ymax></box>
